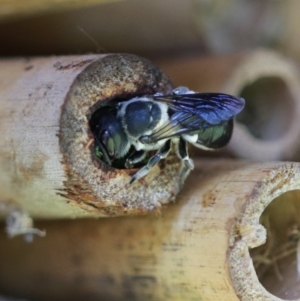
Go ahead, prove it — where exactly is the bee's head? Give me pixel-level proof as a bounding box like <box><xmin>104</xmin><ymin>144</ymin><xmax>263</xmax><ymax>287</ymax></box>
<box><xmin>89</xmin><ymin>107</ymin><xmax>128</xmax><ymax>165</ymax></box>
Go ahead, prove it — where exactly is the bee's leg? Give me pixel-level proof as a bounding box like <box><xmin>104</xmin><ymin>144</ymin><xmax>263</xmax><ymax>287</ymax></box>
<box><xmin>177</xmin><ymin>137</ymin><xmax>194</xmax><ymax>188</ymax></box>
<box><xmin>125</xmin><ymin>150</ymin><xmax>148</xmax><ymax>168</ymax></box>
<box><xmin>130</xmin><ymin>140</ymin><xmax>171</xmax><ymax>184</ymax></box>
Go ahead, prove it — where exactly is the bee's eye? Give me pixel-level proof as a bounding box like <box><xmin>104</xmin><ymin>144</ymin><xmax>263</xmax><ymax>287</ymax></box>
<box><xmin>101</xmin><ymin>131</ymin><xmax>110</xmax><ymax>146</ymax></box>
<box><xmin>101</xmin><ymin>131</ymin><xmax>114</xmax><ymax>156</ymax></box>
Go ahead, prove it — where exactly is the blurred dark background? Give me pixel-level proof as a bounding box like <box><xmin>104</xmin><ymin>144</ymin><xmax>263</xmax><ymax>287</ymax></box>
<box><xmin>0</xmin><ymin>0</ymin><xmax>299</xmax><ymax>61</ymax></box>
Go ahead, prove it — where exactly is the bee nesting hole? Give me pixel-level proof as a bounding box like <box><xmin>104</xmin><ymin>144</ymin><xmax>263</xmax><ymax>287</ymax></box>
<box><xmin>237</xmin><ymin>76</ymin><xmax>295</xmax><ymax>141</ymax></box>
<box><xmin>250</xmin><ymin>190</ymin><xmax>300</xmax><ymax>300</ymax></box>
<box><xmin>59</xmin><ymin>53</ymin><xmax>183</xmax><ymax>215</ymax></box>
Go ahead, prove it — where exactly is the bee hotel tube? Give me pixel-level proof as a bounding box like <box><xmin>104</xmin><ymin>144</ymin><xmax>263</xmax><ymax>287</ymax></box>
<box><xmin>0</xmin><ymin>54</ymin><xmax>184</xmax><ymax>226</ymax></box>
<box><xmin>156</xmin><ymin>49</ymin><xmax>300</xmax><ymax>161</ymax></box>
<box><xmin>0</xmin><ymin>160</ymin><xmax>299</xmax><ymax>301</ymax></box>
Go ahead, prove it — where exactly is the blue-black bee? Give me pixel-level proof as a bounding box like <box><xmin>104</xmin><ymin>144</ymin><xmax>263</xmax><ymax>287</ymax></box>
<box><xmin>89</xmin><ymin>87</ymin><xmax>245</xmax><ymax>186</ymax></box>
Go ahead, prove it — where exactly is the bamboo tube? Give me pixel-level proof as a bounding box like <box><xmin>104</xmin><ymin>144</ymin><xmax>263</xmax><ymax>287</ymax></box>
<box><xmin>156</xmin><ymin>50</ymin><xmax>300</xmax><ymax>161</ymax></box>
<box><xmin>0</xmin><ymin>54</ymin><xmax>181</xmax><ymax>224</ymax></box>
<box><xmin>0</xmin><ymin>160</ymin><xmax>299</xmax><ymax>301</ymax></box>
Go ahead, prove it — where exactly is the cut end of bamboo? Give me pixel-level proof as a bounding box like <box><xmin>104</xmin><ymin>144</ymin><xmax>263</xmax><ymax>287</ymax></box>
<box><xmin>224</xmin><ymin>50</ymin><xmax>300</xmax><ymax>161</ymax></box>
<box><xmin>250</xmin><ymin>190</ymin><xmax>300</xmax><ymax>300</ymax></box>
<box><xmin>59</xmin><ymin>53</ymin><xmax>181</xmax><ymax>216</ymax></box>
<box><xmin>228</xmin><ymin>163</ymin><xmax>300</xmax><ymax>301</ymax></box>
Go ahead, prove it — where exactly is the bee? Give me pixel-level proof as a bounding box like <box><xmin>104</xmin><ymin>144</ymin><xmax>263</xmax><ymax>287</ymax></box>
<box><xmin>89</xmin><ymin>87</ymin><xmax>245</xmax><ymax>186</ymax></box>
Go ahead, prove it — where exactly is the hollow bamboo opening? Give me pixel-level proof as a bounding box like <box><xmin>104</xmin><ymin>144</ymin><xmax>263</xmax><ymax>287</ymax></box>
<box><xmin>250</xmin><ymin>190</ymin><xmax>300</xmax><ymax>300</ymax></box>
<box><xmin>237</xmin><ymin>76</ymin><xmax>295</xmax><ymax>141</ymax></box>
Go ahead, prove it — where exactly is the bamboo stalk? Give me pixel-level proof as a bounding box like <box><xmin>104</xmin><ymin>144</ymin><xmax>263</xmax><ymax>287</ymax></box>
<box><xmin>0</xmin><ymin>54</ymin><xmax>180</xmax><ymax>224</ymax></box>
<box><xmin>0</xmin><ymin>160</ymin><xmax>299</xmax><ymax>301</ymax></box>
<box><xmin>156</xmin><ymin>49</ymin><xmax>300</xmax><ymax>161</ymax></box>
<box><xmin>0</xmin><ymin>54</ymin><xmax>100</xmax><ymax>220</ymax></box>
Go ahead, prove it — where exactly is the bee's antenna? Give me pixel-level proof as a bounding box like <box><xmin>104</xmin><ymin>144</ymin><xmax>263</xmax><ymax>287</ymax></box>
<box><xmin>77</xmin><ymin>26</ymin><xmax>105</xmax><ymax>53</ymax></box>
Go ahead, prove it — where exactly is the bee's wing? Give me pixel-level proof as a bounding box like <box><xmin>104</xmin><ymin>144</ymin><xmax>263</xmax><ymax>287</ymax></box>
<box><xmin>144</xmin><ymin>93</ymin><xmax>244</xmax><ymax>143</ymax></box>
<box><xmin>155</xmin><ymin>93</ymin><xmax>245</xmax><ymax>124</ymax></box>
